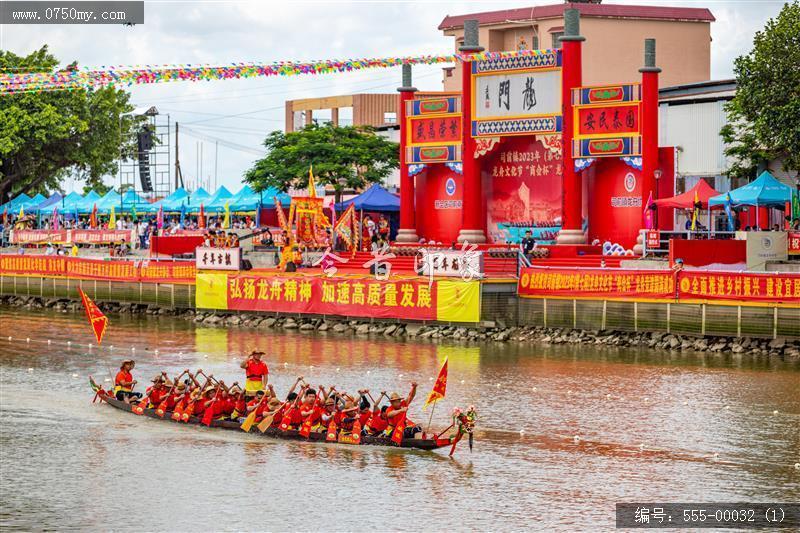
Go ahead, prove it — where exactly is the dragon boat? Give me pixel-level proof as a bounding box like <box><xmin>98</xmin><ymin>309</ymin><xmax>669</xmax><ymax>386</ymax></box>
<box><xmin>89</xmin><ymin>378</ymin><xmax>476</xmax><ymax>454</ymax></box>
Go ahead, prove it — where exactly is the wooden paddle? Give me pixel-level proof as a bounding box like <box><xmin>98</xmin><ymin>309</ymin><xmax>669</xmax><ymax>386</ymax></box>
<box><xmin>240</xmin><ymin>394</ymin><xmax>268</xmax><ymax>433</ymax></box>
<box><xmin>257</xmin><ymin>400</ymin><xmax>287</xmax><ymax>433</ymax></box>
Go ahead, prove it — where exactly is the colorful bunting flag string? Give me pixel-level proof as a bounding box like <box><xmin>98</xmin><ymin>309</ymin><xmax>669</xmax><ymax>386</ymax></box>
<box><xmin>0</xmin><ymin>49</ymin><xmax>557</xmax><ymax>95</ymax></box>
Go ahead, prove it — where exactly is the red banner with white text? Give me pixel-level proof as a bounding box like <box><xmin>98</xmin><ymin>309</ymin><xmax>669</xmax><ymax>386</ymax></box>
<box><xmin>10</xmin><ymin>230</ymin><xmax>70</xmax><ymax>244</ymax></box>
<box><xmin>226</xmin><ymin>274</ymin><xmax>437</xmax><ymax>320</ymax></box>
<box><xmin>0</xmin><ymin>255</ymin><xmax>196</xmax><ymax>284</ymax></box>
<box><xmin>10</xmin><ymin>229</ymin><xmax>132</xmax><ymax>245</ymax></box>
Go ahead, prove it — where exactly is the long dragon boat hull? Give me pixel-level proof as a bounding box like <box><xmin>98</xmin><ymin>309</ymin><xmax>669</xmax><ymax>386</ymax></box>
<box><xmin>91</xmin><ymin>384</ymin><xmax>458</xmax><ymax>452</ymax></box>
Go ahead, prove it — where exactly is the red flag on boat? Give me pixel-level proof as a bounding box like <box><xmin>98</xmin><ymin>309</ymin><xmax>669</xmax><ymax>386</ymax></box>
<box><xmin>298</xmin><ymin>417</ymin><xmax>313</xmax><ymax>438</ymax></box>
<box><xmin>390</xmin><ymin>413</ymin><xmax>406</xmax><ymax>445</ymax></box>
<box><xmin>198</xmin><ymin>203</ymin><xmax>206</xmax><ymax>229</ymax></box>
<box><xmin>155</xmin><ymin>397</ymin><xmax>169</xmax><ymax>418</ymax></box>
<box><xmin>351</xmin><ymin>417</ymin><xmax>362</xmax><ymax>444</ymax></box>
<box><xmin>279</xmin><ymin>407</ymin><xmax>294</xmax><ymax>431</ymax></box>
<box><xmin>181</xmin><ymin>400</ymin><xmax>195</xmax><ymax>422</ymax></box>
<box><xmin>171</xmin><ymin>398</ymin><xmax>186</xmax><ymax>421</ymax></box>
<box><xmin>201</xmin><ymin>404</ymin><xmax>215</xmax><ymax>426</ymax></box>
<box><xmin>132</xmin><ymin>396</ymin><xmax>148</xmax><ymax>415</ymax></box>
<box><xmin>90</xmin><ymin>203</ymin><xmax>98</xmax><ymax>229</ymax></box>
<box><xmin>423</xmin><ymin>357</ymin><xmax>448</xmax><ymax>411</ymax></box>
<box><xmin>77</xmin><ymin>288</ymin><xmax>109</xmax><ymax>344</ymax></box>
<box><xmin>325</xmin><ymin>419</ymin><xmax>338</xmax><ymax>442</ymax></box>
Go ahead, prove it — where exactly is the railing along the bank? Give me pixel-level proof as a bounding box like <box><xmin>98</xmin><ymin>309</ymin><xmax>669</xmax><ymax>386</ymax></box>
<box><xmin>514</xmin><ymin>265</ymin><xmax>800</xmax><ymax>339</ymax></box>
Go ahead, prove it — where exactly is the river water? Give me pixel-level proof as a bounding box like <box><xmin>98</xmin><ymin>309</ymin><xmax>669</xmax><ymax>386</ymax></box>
<box><xmin>0</xmin><ymin>307</ymin><xmax>798</xmax><ymax>531</ymax></box>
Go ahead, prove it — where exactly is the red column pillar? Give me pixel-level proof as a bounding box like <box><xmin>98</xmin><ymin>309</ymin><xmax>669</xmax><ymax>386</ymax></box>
<box><xmin>634</xmin><ymin>39</ymin><xmax>661</xmax><ymax>253</ymax></box>
<box><xmin>640</xmin><ymin>38</ymin><xmax>661</xmax><ymax>226</ymax></box>
<box><xmin>556</xmin><ymin>9</ymin><xmax>586</xmax><ymax>245</ymax></box>
<box><xmin>396</xmin><ymin>64</ymin><xmax>419</xmax><ymax>243</ymax></box>
<box><xmin>457</xmin><ymin>19</ymin><xmax>486</xmax><ymax>244</ymax></box>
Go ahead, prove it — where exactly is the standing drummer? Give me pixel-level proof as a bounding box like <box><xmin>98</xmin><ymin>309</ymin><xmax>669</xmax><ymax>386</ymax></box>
<box><xmin>239</xmin><ymin>350</ymin><xmax>269</xmax><ymax>397</ymax></box>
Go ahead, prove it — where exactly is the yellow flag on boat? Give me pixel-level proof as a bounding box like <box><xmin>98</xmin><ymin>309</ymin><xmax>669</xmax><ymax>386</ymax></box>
<box><xmin>109</xmin><ymin>205</ymin><xmax>116</xmax><ymax>229</ymax></box>
<box><xmin>18</xmin><ymin>204</ymin><xmax>24</xmax><ymax>218</ymax></box>
<box><xmin>690</xmin><ymin>189</ymin><xmax>699</xmax><ymax>231</ymax></box>
<box><xmin>222</xmin><ymin>200</ymin><xmax>230</xmax><ymax>229</ymax></box>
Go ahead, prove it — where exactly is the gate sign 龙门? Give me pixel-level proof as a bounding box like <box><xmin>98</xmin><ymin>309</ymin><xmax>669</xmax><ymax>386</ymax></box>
<box><xmin>471</xmin><ymin>50</ymin><xmax>562</xmax><ymax>138</ymax></box>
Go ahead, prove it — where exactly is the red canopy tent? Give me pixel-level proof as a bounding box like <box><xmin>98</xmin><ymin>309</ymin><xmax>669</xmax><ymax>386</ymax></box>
<box><xmin>653</xmin><ymin>180</ymin><xmax>722</xmax><ymax>209</ymax></box>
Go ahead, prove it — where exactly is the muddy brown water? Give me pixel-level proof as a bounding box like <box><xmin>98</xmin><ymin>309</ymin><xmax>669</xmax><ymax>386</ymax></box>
<box><xmin>1</xmin><ymin>308</ymin><xmax>798</xmax><ymax>530</ymax></box>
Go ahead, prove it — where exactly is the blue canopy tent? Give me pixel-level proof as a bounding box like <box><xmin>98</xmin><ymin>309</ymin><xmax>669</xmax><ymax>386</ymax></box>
<box><xmin>0</xmin><ymin>193</ymin><xmax>31</xmax><ymax>213</ymax></box>
<box><xmin>31</xmin><ymin>193</ymin><xmax>63</xmax><ymax>213</ymax></box>
<box><xmin>20</xmin><ymin>193</ymin><xmax>46</xmax><ymax>211</ymax></box>
<box><xmin>709</xmin><ymin>171</ymin><xmax>794</xmax><ymax>208</ymax></box>
<box><xmin>227</xmin><ymin>185</ymin><xmax>260</xmax><ymax>212</ymax></box>
<box><xmin>257</xmin><ymin>187</ymin><xmax>292</xmax><ymax>209</ymax></box>
<box><xmin>49</xmin><ymin>192</ymin><xmax>84</xmax><ymax>219</ymax></box>
<box><xmin>184</xmin><ymin>187</ymin><xmax>212</xmax><ymax>213</ymax></box>
<box><xmin>74</xmin><ymin>191</ymin><xmax>102</xmax><ymax>214</ymax></box>
<box><xmin>159</xmin><ymin>188</ymin><xmax>190</xmax><ymax>211</ymax></box>
<box><xmin>334</xmin><ymin>184</ymin><xmax>400</xmax><ymax>212</ymax></box>
<box><xmin>709</xmin><ymin>171</ymin><xmax>795</xmax><ymax>230</ymax></box>
<box><xmin>119</xmin><ymin>190</ymin><xmax>151</xmax><ymax>214</ymax></box>
<box><xmin>94</xmin><ymin>191</ymin><xmax>122</xmax><ymax>214</ymax></box>
<box><xmin>204</xmin><ymin>185</ymin><xmax>234</xmax><ymax>212</ymax></box>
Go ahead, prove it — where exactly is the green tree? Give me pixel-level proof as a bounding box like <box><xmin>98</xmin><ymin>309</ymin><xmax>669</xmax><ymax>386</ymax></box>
<box><xmin>721</xmin><ymin>0</ymin><xmax>800</xmax><ymax>179</ymax></box>
<box><xmin>0</xmin><ymin>45</ymin><xmax>141</xmax><ymax>201</ymax></box>
<box><xmin>244</xmin><ymin>123</ymin><xmax>399</xmax><ymax>196</ymax></box>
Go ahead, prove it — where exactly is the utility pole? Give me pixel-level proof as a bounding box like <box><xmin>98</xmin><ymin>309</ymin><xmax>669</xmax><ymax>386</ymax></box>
<box><xmin>214</xmin><ymin>141</ymin><xmax>219</xmax><ymax>190</ymax></box>
<box><xmin>174</xmin><ymin>122</ymin><xmax>184</xmax><ymax>189</ymax></box>
<box><xmin>200</xmin><ymin>142</ymin><xmax>204</xmax><ymax>189</ymax></box>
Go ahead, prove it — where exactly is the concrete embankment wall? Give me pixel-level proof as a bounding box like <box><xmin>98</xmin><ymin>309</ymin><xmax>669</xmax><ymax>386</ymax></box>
<box><xmin>2</xmin><ymin>274</ymin><xmax>798</xmax><ymax>340</ymax></box>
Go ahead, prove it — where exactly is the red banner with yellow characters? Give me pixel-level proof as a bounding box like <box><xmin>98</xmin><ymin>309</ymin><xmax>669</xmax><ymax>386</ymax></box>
<box><xmin>0</xmin><ymin>255</ymin><xmax>196</xmax><ymax>284</ymax></box>
<box><xmin>138</xmin><ymin>261</ymin><xmax>198</xmax><ymax>284</ymax></box>
<box><xmin>678</xmin><ymin>271</ymin><xmax>800</xmax><ymax>304</ymax></box>
<box><xmin>518</xmin><ymin>268</ymin><xmax>676</xmax><ymax>300</ymax></box>
<box><xmin>519</xmin><ymin>267</ymin><xmax>800</xmax><ymax>304</ymax></box>
<box><xmin>196</xmin><ymin>272</ymin><xmax>482</xmax><ymax>323</ymax></box>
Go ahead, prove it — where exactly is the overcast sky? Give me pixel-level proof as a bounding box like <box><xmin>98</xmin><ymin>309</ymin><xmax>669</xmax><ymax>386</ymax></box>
<box><xmin>0</xmin><ymin>0</ymin><xmax>788</xmax><ymax>193</ymax></box>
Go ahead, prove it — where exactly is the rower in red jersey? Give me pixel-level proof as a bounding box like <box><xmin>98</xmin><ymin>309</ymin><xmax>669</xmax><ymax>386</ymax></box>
<box><xmin>144</xmin><ymin>373</ymin><xmax>170</xmax><ymax>408</ymax></box>
<box><xmin>303</xmin><ymin>385</ymin><xmax>335</xmax><ymax>431</ymax></box>
<box><xmin>192</xmin><ymin>387</ymin><xmax>216</xmax><ymax>418</ymax></box>
<box><xmin>243</xmin><ymin>390</ymin><xmax>267</xmax><ymax>422</ymax></box>
<box><xmin>385</xmin><ymin>382</ymin><xmax>421</xmax><ymax>439</ymax></box>
<box><xmin>319</xmin><ymin>396</ymin><xmax>337</xmax><ymax>428</ymax></box>
<box><xmin>167</xmin><ymin>370</ymin><xmax>200</xmax><ymax>410</ymax></box>
<box><xmin>357</xmin><ymin>390</ymin><xmax>374</xmax><ymax>427</ymax></box>
<box><xmin>336</xmin><ymin>399</ymin><xmax>360</xmax><ymax>432</ymax></box>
